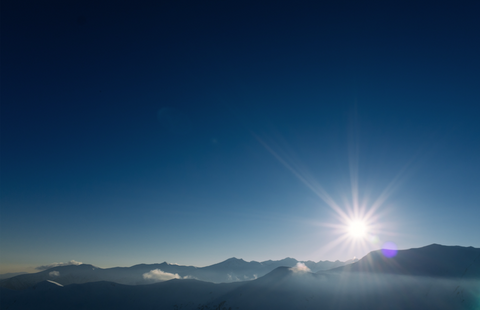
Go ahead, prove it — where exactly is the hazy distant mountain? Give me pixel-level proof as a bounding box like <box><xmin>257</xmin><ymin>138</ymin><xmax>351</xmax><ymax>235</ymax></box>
<box><xmin>0</xmin><ymin>257</ymin><xmax>355</xmax><ymax>290</ymax></box>
<box><xmin>0</xmin><ymin>264</ymin><xmax>104</xmax><ymax>290</ymax></box>
<box><xmin>1</xmin><ymin>244</ymin><xmax>479</xmax><ymax>310</ymax></box>
<box><xmin>196</xmin><ymin>257</ymin><xmax>353</xmax><ymax>282</ymax></box>
<box><xmin>0</xmin><ymin>272</ymin><xmax>28</xmax><ymax>280</ymax></box>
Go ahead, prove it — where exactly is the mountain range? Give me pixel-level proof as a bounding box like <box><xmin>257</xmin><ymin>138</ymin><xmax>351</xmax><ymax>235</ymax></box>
<box><xmin>1</xmin><ymin>244</ymin><xmax>479</xmax><ymax>310</ymax></box>
<box><xmin>0</xmin><ymin>257</ymin><xmax>356</xmax><ymax>290</ymax></box>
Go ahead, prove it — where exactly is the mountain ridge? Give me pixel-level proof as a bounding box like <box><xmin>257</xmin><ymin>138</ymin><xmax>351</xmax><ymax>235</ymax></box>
<box><xmin>326</xmin><ymin>243</ymin><xmax>480</xmax><ymax>278</ymax></box>
<box><xmin>0</xmin><ymin>256</ymin><xmax>355</xmax><ymax>290</ymax></box>
<box><xmin>0</xmin><ymin>245</ymin><xmax>480</xmax><ymax>310</ymax></box>
<box><xmin>3</xmin><ymin>244</ymin><xmax>479</xmax><ymax>310</ymax></box>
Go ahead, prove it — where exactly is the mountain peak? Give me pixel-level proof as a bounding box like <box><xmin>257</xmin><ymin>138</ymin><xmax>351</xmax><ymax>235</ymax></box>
<box><xmin>277</xmin><ymin>257</ymin><xmax>298</xmax><ymax>264</ymax></box>
<box><xmin>223</xmin><ymin>257</ymin><xmax>247</xmax><ymax>264</ymax></box>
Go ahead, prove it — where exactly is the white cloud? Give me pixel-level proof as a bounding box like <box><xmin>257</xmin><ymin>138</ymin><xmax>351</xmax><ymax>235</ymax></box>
<box><xmin>289</xmin><ymin>262</ymin><xmax>311</xmax><ymax>273</ymax></box>
<box><xmin>36</xmin><ymin>260</ymin><xmax>82</xmax><ymax>271</ymax></box>
<box><xmin>227</xmin><ymin>274</ymin><xmax>241</xmax><ymax>281</ymax></box>
<box><xmin>182</xmin><ymin>275</ymin><xmax>196</xmax><ymax>279</ymax></box>
<box><xmin>143</xmin><ymin>269</ymin><xmax>180</xmax><ymax>282</ymax></box>
<box><xmin>49</xmin><ymin>271</ymin><xmax>60</xmax><ymax>277</ymax></box>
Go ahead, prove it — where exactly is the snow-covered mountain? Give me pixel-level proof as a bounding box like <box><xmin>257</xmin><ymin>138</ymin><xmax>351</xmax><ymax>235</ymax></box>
<box><xmin>1</xmin><ymin>244</ymin><xmax>479</xmax><ymax>310</ymax></box>
<box><xmin>0</xmin><ymin>257</ymin><xmax>355</xmax><ymax>290</ymax></box>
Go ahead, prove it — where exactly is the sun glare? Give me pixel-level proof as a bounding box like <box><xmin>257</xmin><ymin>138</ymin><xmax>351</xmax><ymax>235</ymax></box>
<box><xmin>348</xmin><ymin>221</ymin><xmax>367</xmax><ymax>238</ymax></box>
<box><xmin>255</xmin><ymin>123</ymin><xmax>401</xmax><ymax>259</ymax></box>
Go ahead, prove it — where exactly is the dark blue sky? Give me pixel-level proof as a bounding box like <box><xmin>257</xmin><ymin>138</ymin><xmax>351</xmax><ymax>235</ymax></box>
<box><xmin>1</xmin><ymin>0</ymin><xmax>479</xmax><ymax>272</ymax></box>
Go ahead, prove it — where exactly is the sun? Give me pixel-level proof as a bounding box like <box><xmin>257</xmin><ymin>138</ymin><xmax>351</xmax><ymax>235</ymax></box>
<box><xmin>348</xmin><ymin>220</ymin><xmax>367</xmax><ymax>238</ymax></box>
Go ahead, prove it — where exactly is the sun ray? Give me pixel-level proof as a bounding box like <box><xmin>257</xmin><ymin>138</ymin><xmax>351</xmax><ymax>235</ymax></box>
<box><xmin>252</xmin><ymin>128</ymin><xmax>415</xmax><ymax>261</ymax></box>
<box><xmin>253</xmin><ymin>133</ymin><xmax>349</xmax><ymax>220</ymax></box>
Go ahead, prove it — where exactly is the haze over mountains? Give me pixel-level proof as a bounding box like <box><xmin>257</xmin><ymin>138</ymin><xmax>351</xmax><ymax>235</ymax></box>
<box><xmin>1</xmin><ymin>244</ymin><xmax>479</xmax><ymax>310</ymax></box>
<box><xmin>0</xmin><ymin>257</ymin><xmax>356</xmax><ymax>290</ymax></box>
<box><xmin>0</xmin><ymin>273</ymin><xmax>27</xmax><ymax>280</ymax></box>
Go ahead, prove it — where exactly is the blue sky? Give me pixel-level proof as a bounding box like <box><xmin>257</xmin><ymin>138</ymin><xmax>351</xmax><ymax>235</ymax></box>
<box><xmin>1</xmin><ymin>0</ymin><xmax>479</xmax><ymax>273</ymax></box>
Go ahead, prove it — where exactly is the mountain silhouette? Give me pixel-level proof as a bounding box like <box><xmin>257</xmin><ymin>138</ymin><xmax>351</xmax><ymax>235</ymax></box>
<box><xmin>327</xmin><ymin>244</ymin><xmax>480</xmax><ymax>278</ymax></box>
<box><xmin>0</xmin><ymin>257</ymin><xmax>354</xmax><ymax>290</ymax></box>
<box><xmin>1</xmin><ymin>244</ymin><xmax>479</xmax><ymax>310</ymax></box>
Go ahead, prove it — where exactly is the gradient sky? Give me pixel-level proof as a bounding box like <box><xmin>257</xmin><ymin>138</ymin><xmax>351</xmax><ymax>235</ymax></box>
<box><xmin>1</xmin><ymin>1</ymin><xmax>479</xmax><ymax>274</ymax></box>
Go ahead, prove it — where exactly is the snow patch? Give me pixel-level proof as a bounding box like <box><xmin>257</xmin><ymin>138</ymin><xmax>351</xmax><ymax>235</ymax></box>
<box><xmin>46</xmin><ymin>280</ymin><xmax>63</xmax><ymax>287</ymax></box>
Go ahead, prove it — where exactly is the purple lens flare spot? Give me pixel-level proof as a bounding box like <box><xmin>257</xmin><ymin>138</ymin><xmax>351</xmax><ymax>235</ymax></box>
<box><xmin>382</xmin><ymin>242</ymin><xmax>398</xmax><ymax>258</ymax></box>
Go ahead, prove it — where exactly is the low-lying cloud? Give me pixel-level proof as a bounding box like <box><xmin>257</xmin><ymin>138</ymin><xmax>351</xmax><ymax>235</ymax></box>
<box><xmin>36</xmin><ymin>260</ymin><xmax>82</xmax><ymax>271</ymax></box>
<box><xmin>290</xmin><ymin>262</ymin><xmax>311</xmax><ymax>273</ymax></box>
<box><xmin>143</xmin><ymin>269</ymin><xmax>181</xmax><ymax>282</ymax></box>
<box><xmin>49</xmin><ymin>271</ymin><xmax>60</xmax><ymax>277</ymax></box>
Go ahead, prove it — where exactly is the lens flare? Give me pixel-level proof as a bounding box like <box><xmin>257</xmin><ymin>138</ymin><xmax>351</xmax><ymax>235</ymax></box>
<box><xmin>381</xmin><ymin>242</ymin><xmax>398</xmax><ymax>258</ymax></box>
